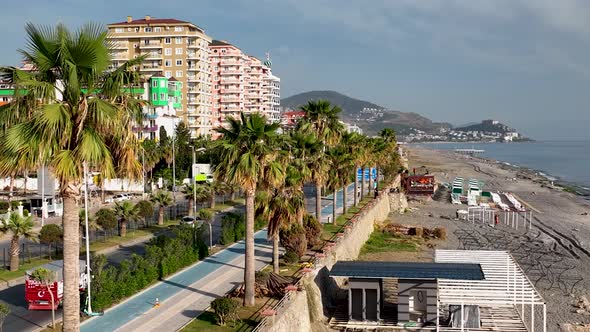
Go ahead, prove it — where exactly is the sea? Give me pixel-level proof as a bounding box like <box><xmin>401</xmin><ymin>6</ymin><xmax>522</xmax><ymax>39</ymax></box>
<box><xmin>414</xmin><ymin>141</ymin><xmax>590</xmax><ymax>194</ymax></box>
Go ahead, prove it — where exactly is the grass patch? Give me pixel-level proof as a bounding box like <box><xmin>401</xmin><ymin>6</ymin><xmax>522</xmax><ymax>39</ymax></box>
<box><xmin>0</xmin><ymin>258</ymin><xmax>53</xmax><ymax>282</ymax></box>
<box><xmin>360</xmin><ymin>231</ymin><xmax>419</xmax><ymax>255</ymax></box>
<box><xmin>181</xmin><ymin>299</ymin><xmax>266</xmax><ymax>332</ymax></box>
<box><xmin>320</xmin><ymin>197</ymin><xmax>372</xmax><ymax>242</ymax></box>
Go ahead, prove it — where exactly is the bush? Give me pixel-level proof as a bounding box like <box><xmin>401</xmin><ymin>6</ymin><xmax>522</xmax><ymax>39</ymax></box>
<box><xmin>96</xmin><ymin>208</ymin><xmax>117</xmax><ymax>231</ymax></box>
<box><xmin>90</xmin><ymin>226</ymin><xmax>209</xmax><ymax>311</ymax></box>
<box><xmin>39</xmin><ymin>224</ymin><xmax>63</xmax><ymax>259</ymax></box>
<box><xmin>135</xmin><ymin>200</ymin><xmax>154</xmax><ymax>225</ymax></box>
<box><xmin>23</xmin><ymin>209</ymin><xmax>29</xmax><ymax>217</ymax></box>
<box><xmin>219</xmin><ymin>213</ymin><xmax>246</xmax><ymax>245</ymax></box>
<box><xmin>211</xmin><ymin>298</ymin><xmax>239</xmax><ymax>326</ymax></box>
<box><xmin>303</xmin><ymin>214</ymin><xmax>322</xmax><ymax>249</ymax></box>
<box><xmin>283</xmin><ymin>250</ymin><xmax>300</xmax><ymax>264</ymax></box>
<box><xmin>433</xmin><ymin>227</ymin><xmax>447</xmax><ymax>240</ymax></box>
<box><xmin>10</xmin><ymin>201</ymin><xmax>20</xmax><ymax>210</ymax></box>
<box><xmin>0</xmin><ymin>201</ymin><xmax>8</xmax><ymax>212</ymax></box>
<box><xmin>279</xmin><ymin>223</ymin><xmax>307</xmax><ymax>259</ymax></box>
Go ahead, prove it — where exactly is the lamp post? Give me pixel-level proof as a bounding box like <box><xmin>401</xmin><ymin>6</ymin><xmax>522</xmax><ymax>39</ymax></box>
<box><xmin>190</xmin><ymin>146</ymin><xmax>206</xmax><ymax>217</ymax></box>
<box><xmin>83</xmin><ymin>161</ymin><xmax>92</xmax><ymax>313</ymax></box>
<box><xmin>172</xmin><ymin>136</ymin><xmax>176</xmax><ymax>203</ymax></box>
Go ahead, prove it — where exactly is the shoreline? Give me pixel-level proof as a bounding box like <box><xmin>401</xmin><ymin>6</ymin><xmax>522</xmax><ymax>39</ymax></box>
<box><xmin>412</xmin><ymin>143</ymin><xmax>590</xmax><ymax>197</ymax></box>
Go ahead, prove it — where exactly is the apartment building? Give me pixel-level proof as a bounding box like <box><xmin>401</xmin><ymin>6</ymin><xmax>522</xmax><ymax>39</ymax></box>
<box><xmin>107</xmin><ymin>16</ymin><xmax>213</xmax><ymax>137</ymax></box>
<box><xmin>210</xmin><ymin>40</ymin><xmax>282</xmax><ymax>127</ymax></box>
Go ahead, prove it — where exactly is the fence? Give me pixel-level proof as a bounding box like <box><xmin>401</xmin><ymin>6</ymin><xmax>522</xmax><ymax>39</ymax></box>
<box><xmin>1</xmin><ymin>243</ymin><xmax>63</xmax><ymax>269</ymax></box>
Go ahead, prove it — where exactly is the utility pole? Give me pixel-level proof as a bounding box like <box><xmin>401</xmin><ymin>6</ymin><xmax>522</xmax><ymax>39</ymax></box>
<box><xmin>172</xmin><ymin>136</ymin><xmax>176</xmax><ymax>203</ymax></box>
<box><xmin>41</xmin><ymin>165</ymin><xmax>45</xmax><ymax>226</ymax></box>
<box><xmin>83</xmin><ymin>161</ymin><xmax>92</xmax><ymax>313</ymax></box>
<box><xmin>191</xmin><ymin>146</ymin><xmax>197</xmax><ymax>216</ymax></box>
<box><xmin>142</xmin><ymin>149</ymin><xmax>146</xmax><ymax>199</ymax></box>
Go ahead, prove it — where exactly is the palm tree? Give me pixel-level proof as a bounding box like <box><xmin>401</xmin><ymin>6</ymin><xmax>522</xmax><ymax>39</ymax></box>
<box><xmin>0</xmin><ymin>23</ymin><xmax>145</xmax><ymax>330</ymax></box>
<box><xmin>0</xmin><ymin>212</ymin><xmax>36</xmax><ymax>271</ymax></box>
<box><xmin>114</xmin><ymin>201</ymin><xmax>139</xmax><ymax>237</ymax></box>
<box><xmin>183</xmin><ymin>183</ymin><xmax>195</xmax><ymax>216</ymax></box>
<box><xmin>214</xmin><ymin>112</ymin><xmax>281</xmax><ymax>306</ymax></box>
<box><xmin>342</xmin><ymin>133</ymin><xmax>364</xmax><ymax>207</ymax></box>
<box><xmin>151</xmin><ymin>191</ymin><xmax>172</xmax><ymax>225</ymax></box>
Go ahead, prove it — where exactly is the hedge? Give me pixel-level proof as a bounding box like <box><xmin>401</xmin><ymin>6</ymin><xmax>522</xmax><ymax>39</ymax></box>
<box><xmin>89</xmin><ymin>225</ymin><xmax>208</xmax><ymax>311</ymax></box>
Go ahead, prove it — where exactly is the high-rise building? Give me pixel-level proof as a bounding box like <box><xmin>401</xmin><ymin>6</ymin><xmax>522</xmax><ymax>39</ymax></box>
<box><xmin>210</xmin><ymin>40</ymin><xmax>281</xmax><ymax>128</ymax></box>
<box><xmin>106</xmin><ymin>16</ymin><xmax>213</xmax><ymax>137</ymax></box>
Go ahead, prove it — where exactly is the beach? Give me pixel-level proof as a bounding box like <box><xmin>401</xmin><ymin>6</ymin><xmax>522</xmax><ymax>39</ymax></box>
<box><xmin>397</xmin><ymin>146</ymin><xmax>590</xmax><ymax>331</ymax></box>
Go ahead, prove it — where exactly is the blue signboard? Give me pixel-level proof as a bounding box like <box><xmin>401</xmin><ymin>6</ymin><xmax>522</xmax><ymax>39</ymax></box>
<box><xmin>356</xmin><ymin>168</ymin><xmax>377</xmax><ymax>180</ymax></box>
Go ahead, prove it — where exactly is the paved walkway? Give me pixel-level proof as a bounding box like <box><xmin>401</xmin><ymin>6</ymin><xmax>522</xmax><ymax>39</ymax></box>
<box><xmin>80</xmin><ymin>230</ymin><xmax>272</xmax><ymax>332</ymax></box>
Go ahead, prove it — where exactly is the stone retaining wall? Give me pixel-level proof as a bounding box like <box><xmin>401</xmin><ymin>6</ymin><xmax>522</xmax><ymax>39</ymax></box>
<box><xmin>263</xmin><ymin>175</ymin><xmax>403</xmax><ymax>332</ymax></box>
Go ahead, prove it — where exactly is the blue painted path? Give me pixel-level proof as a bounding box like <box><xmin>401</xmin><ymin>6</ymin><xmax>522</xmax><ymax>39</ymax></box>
<box><xmin>80</xmin><ymin>230</ymin><xmax>269</xmax><ymax>332</ymax></box>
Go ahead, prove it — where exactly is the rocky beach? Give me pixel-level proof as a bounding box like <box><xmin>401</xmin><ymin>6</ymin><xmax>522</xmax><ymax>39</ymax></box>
<box><xmin>395</xmin><ymin>146</ymin><xmax>590</xmax><ymax>331</ymax></box>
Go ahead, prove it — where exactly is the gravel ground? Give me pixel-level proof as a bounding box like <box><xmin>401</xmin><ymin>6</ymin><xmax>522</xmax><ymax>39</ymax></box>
<box><xmin>385</xmin><ymin>146</ymin><xmax>590</xmax><ymax>331</ymax></box>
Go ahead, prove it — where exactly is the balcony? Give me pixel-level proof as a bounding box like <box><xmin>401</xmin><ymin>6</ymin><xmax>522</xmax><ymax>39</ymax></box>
<box><xmin>144</xmin><ymin>113</ymin><xmax>158</xmax><ymax>119</ymax></box>
<box><xmin>143</xmin><ymin>52</ymin><xmax>162</xmax><ymax>59</ymax></box>
<box><xmin>221</xmin><ymin>88</ymin><xmax>241</xmax><ymax>94</ymax></box>
<box><xmin>132</xmin><ymin>125</ymin><xmax>158</xmax><ymax>132</ymax></box>
<box><xmin>220</xmin><ymin>70</ymin><xmax>242</xmax><ymax>76</ymax></box>
<box><xmin>140</xmin><ymin>65</ymin><xmax>161</xmax><ymax>71</ymax></box>
<box><xmin>139</xmin><ymin>41</ymin><xmax>162</xmax><ymax>48</ymax></box>
<box><xmin>220</xmin><ymin>78</ymin><xmax>240</xmax><ymax>84</ymax></box>
<box><xmin>111</xmin><ymin>42</ymin><xmax>128</xmax><ymax>50</ymax></box>
<box><xmin>220</xmin><ymin>96</ymin><xmax>241</xmax><ymax>103</ymax></box>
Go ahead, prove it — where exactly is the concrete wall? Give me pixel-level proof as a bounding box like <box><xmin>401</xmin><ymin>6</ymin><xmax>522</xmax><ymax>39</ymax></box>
<box><xmin>264</xmin><ymin>175</ymin><xmax>403</xmax><ymax>332</ymax></box>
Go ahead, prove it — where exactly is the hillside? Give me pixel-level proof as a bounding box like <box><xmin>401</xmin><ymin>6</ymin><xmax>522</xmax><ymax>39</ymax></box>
<box><xmin>281</xmin><ymin>90</ymin><xmax>450</xmax><ymax>135</ymax></box>
<box><xmin>455</xmin><ymin>120</ymin><xmax>514</xmax><ymax>134</ymax></box>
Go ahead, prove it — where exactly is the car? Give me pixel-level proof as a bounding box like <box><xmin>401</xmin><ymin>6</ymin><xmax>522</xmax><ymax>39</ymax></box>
<box><xmin>105</xmin><ymin>194</ymin><xmax>131</xmax><ymax>203</ymax></box>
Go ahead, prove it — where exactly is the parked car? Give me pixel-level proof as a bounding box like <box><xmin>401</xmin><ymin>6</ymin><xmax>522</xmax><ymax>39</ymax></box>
<box><xmin>104</xmin><ymin>194</ymin><xmax>130</xmax><ymax>203</ymax></box>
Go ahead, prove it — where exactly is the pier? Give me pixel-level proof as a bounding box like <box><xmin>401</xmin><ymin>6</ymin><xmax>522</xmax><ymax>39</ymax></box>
<box><xmin>454</xmin><ymin>148</ymin><xmax>485</xmax><ymax>156</ymax></box>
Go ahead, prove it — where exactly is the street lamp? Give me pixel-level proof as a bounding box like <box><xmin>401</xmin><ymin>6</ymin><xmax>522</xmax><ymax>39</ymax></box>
<box><xmin>190</xmin><ymin>146</ymin><xmax>206</xmax><ymax>217</ymax></box>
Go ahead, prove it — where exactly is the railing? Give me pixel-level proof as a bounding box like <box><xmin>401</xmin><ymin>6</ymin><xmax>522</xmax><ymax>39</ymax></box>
<box><xmin>252</xmin><ymin>179</ymin><xmax>397</xmax><ymax>332</ymax></box>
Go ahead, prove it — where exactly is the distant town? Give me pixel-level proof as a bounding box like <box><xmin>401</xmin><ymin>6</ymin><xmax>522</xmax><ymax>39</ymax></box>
<box><xmin>399</xmin><ymin>119</ymin><xmax>530</xmax><ymax>143</ymax></box>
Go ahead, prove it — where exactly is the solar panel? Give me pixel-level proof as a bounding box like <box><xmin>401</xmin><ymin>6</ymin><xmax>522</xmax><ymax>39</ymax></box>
<box><xmin>330</xmin><ymin>261</ymin><xmax>484</xmax><ymax>280</ymax></box>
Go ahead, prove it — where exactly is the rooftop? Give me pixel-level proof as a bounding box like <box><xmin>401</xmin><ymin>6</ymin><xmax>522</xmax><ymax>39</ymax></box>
<box><xmin>330</xmin><ymin>261</ymin><xmax>485</xmax><ymax>280</ymax></box>
<box><xmin>210</xmin><ymin>40</ymin><xmax>233</xmax><ymax>47</ymax></box>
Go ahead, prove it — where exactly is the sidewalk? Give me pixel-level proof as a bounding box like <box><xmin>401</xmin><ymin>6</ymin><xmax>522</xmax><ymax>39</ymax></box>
<box><xmin>80</xmin><ymin>230</ymin><xmax>271</xmax><ymax>332</ymax></box>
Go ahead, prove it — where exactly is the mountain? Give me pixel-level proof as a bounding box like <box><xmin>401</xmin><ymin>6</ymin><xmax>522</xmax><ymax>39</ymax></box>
<box><xmin>281</xmin><ymin>90</ymin><xmax>451</xmax><ymax>135</ymax></box>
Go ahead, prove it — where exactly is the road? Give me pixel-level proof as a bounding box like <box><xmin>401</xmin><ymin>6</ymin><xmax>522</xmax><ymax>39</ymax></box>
<box><xmin>81</xmin><ymin>230</ymin><xmax>272</xmax><ymax>332</ymax></box>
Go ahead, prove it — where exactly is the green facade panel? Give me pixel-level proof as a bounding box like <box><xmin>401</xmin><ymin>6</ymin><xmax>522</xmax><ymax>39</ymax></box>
<box><xmin>150</xmin><ymin>77</ymin><xmax>168</xmax><ymax>106</ymax></box>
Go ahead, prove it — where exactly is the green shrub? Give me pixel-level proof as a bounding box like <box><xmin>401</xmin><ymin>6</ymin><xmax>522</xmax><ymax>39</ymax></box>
<box><xmin>211</xmin><ymin>298</ymin><xmax>239</xmax><ymax>326</ymax></box>
<box><xmin>135</xmin><ymin>200</ymin><xmax>154</xmax><ymax>225</ymax></box>
<box><xmin>0</xmin><ymin>201</ymin><xmax>8</xmax><ymax>212</ymax></box>
<box><xmin>10</xmin><ymin>201</ymin><xmax>20</xmax><ymax>210</ymax></box>
<box><xmin>303</xmin><ymin>214</ymin><xmax>322</xmax><ymax>249</ymax></box>
<box><xmin>23</xmin><ymin>209</ymin><xmax>29</xmax><ymax>217</ymax></box>
<box><xmin>219</xmin><ymin>213</ymin><xmax>246</xmax><ymax>245</ymax></box>
<box><xmin>96</xmin><ymin>208</ymin><xmax>117</xmax><ymax>231</ymax></box>
<box><xmin>39</xmin><ymin>224</ymin><xmax>63</xmax><ymax>259</ymax></box>
<box><xmin>280</xmin><ymin>223</ymin><xmax>307</xmax><ymax>259</ymax></box>
<box><xmin>283</xmin><ymin>250</ymin><xmax>299</xmax><ymax>264</ymax></box>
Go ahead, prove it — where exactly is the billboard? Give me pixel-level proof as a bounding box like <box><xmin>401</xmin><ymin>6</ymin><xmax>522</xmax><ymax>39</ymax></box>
<box><xmin>356</xmin><ymin>168</ymin><xmax>377</xmax><ymax>181</ymax></box>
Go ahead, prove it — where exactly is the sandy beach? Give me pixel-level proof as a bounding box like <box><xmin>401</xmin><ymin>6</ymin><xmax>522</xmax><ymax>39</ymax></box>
<box><xmin>392</xmin><ymin>146</ymin><xmax>590</xmax><ymax>331</ymax></box>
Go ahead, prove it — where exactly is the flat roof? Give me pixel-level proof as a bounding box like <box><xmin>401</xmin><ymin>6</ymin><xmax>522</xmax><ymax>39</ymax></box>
<box><xmin>330</xmin><ymin>261</ymin><xmax>484</xmax><ymax>280</ymax></box>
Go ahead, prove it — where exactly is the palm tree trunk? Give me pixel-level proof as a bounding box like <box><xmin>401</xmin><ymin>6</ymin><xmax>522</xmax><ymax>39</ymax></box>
<box><xmin>361</xmin><ymin>167</ymin><xmax>366</xmax><ymax>200</ymax></box>
<box><xmin>354</xmin><ymin>167</ymin><xmax>358</xmax><ymax>207</ymax></box>
<box><xmin>244</xmin><ymin>188</ymin><xmax>256</xmax><ymax>306</ymax></box>
<box><xmin>315</xmin><ymin>182</ymin><xmax>322</xmax><ymax>223</ymax></box>
<box><xmin>272</xmin><ymin>233</ymin><xmax>279</xmax><ymax>273</ymax></box>
<box><xmin>230</xmin><ymin>190</ymin><xmax>236</xmax><ymax>201</ymax></box>
<box><xmin>62</xmin><ymin>193</ymin><xmax>80</xmax><ymax>331</ymax></box>
<box><xmin>9</xmin><ymin>236</ymin><xmax>19</xmax><ymax>272</ymax></box>
<box><xmin>8</xmin><ymin>174</ymin><xmax>15</xmax><ymax>204</ymax></box>
<box><xmin>46</xmin><ymin>282</ymin><xmax>56</xmax><ymax>329</ymax></box>
<box><xmin>343</xmin><ymin>182</ymin><xmax>348</xmax><ymax>215</ymax></box>
<box><xmin>332</xmin><ymin>188</ymin><xmax>337</xmax><ymax>224</ymax></box>
<box><xmin>368</xmin><ymin>167</ymin><xmax>373</xmax><ymax>196</ymax></box>
<box><xmin>24</xmin><ymin>170</ymin><xmax>28</xmax><ymax>195</ymax></box>
<box><xmin>188</xmin><ymin>199</ymin><xmax>194</xmax><ymax>217</ymax></box>
<box><xmin>120</xmin><ymin>220</ymin><xmax>127</xmax><ymax>237</ymax></box>
<box><xmin>158</xmin><ymin>206</ymin><xmax>164</xmax><ymax>225</ymax></box>
<box><xmin>210</xmin><ymin>192</ymin><xmax>215</xmax><ymax>209</ymax></box>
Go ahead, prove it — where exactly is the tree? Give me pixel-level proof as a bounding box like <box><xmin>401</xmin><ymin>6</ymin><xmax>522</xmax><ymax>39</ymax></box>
<box><xmin>0</xmin><ymin>302</ymin><xmax>8</xmax><ymax>332</ymax></box>
<box><xmin>0</xmin><ymin>22</ymin><xmax>145</xmax><ymax>330</ymax></box>
<box><xmin>135</xmin><ymin>200</ymin><xmax>154</xmax><ymax>226</ymax></box>
<box><xmin>114</xmin><ymin>201</ymin><xmax>140</xmax><ymax>237</ymax></box>
<box><xmin>197</xmin><ymin>208</ymin><xmax>213</xmax><ymax>248</ymax></box>
<box><xmin>214</xmin><ymin>112</ymin><xmax>281</xmax><ymax>306</ymax></box>
<box><xmin>39</xmin><ymin>224</ymin><xmax>63</xmax><ymax>259</ymax></box>
<box><xmin>30</xmin><ymin>267</ymin><xmax>57</xmax><ymax>329</ymax></box>
<box><xmin>211</xmin><ymin>298</ymin><xmax>239</xmax><ymax>326</ymax></box>
<box><xmin>0</xmin><ymin>212</ymin><xmax>36</xmax><ymax>271</ymax></box>
<box><xmin>95</xmin><ymin>208</ymin><xmax>117</xmax><ymax>233</ymax></box>
<box><xmin>151</xmin><ymin>191</ymin><xmax>172</xmax><ymax>225</ymax></box>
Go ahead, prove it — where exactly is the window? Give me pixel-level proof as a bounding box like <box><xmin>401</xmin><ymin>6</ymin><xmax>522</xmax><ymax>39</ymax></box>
<box><xmin>221</xmin><ymin>49</ymin><xmax>226</xmax><ymax>53</ymax></box>
<box><xmin>152</xmin><ymin>80</ymin><xmax>157</xmax><ymax>87</ymax></box>
<box><xmin>175</xmin><ymin>37</ymin><xmax>182</xmax><ymax>44</ymax></box>
<box><xmin>144</xmin><ymin>27</ymin><xmax>152</xmax><ymax>32</ymax></box>
<box><xmin>214</xmin><ymin>66</ymin><xmax>218</xmax><ymax>71</ymax></box>
<box><xmin>135</xmin><ymin>27</ymin><xmax>140</xmax><ymax>32</ymax></box>
<box><xmin>115</xmin><ymin>28</ymin><xmax>124</xmax><ymax>33</ymax></box>
<box><xmin>160</xmin><ymin>93</ymin><xmax>166</xmax><ymax>100</ymax></box>
<box><xmin>154</xmin><ymin>27</ymin><xmax>161</xmax><ymax>32</ymax></box>
<box><xmin>174</xmin><ymin>26</ymin><xmax>183</xmax><ymax>32</ymax></box>
<box><xmin>160</xmin><ymin>80</ymin><xmax>166</xmax><ymax>87</ymax></box>
<box><xmin>165</xmin><ymin>60</ymin><xmax>172</xmax><ymax>67</ymax></box>
<box><xmin>176</xmin><ymin>59</ymin><xmax>183</xmax><ymax>66</ymax></box>
<box><xmin>165</xmin><ymin>71</ymin><xmax>172</xmax><ymax>78</ymax></box>
<box><xmin>176</xmin><ymin>70</ymin><xmax>183</xmax><ymax>77</ymax></box>
<box><xmin>165</xmin><ymin>37</ymin><xmax>171</xmax><ymax>44</ymax></box>
<box><xmin>164</xmin><ymin>48</ymin><xmax>172</xmax><ymax>55</ymax></box>
<box><xmin>152</xmin><ymin>93</ymin><xmax>157</xmax><ymax>100</ymax></box>
<box><xmin>175</xmin><ymin>48</ymin><xmax>183</xmax><ymax>55</ymax></box>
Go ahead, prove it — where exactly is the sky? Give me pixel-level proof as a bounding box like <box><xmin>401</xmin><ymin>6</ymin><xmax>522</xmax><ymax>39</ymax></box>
<box><xmin>1</xmin><ymin>0</ymin><xmax>590</xmax><ymax>140</ymax></box>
